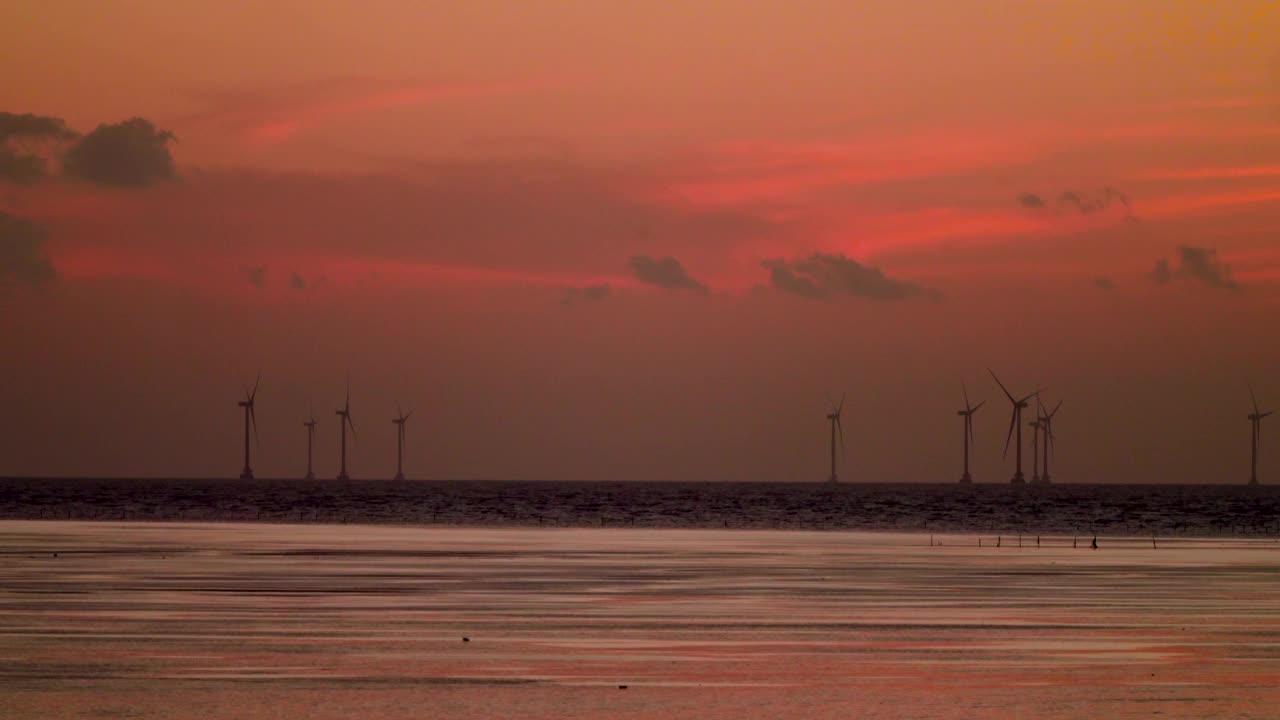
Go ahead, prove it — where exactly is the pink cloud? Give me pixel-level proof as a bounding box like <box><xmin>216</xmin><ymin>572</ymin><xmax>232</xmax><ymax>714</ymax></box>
<box><xmin>1139</xmin><ymin>166</ymin><xmax>1280</xmax><ymax>181</ymax></box>
<box><xmin>178</xmin><ymin>77</ymin><xmax>556</xmax><ymax>147</ymax></box>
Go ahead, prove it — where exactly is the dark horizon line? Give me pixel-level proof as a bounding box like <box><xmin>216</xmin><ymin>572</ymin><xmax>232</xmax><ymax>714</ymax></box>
<box><xmin>0</xmin><ymin>475</ymin><xmax>1270</xmax><ymax>488</ymax></box>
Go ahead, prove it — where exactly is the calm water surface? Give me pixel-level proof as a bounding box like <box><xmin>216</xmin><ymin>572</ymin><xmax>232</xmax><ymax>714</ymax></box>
<box><xmin>2</xmin><ymin>521</ymin><xmax>1278</xmax><ymax>719</ymax></box>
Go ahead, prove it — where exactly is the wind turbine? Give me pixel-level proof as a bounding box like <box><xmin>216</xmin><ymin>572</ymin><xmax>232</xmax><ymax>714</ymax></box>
<box><xmin>826</xmin><ymin>393</ymin><xmax>845</xmax><ymax>483</ymax></box>
<box><xmin>1028</xmin><ymin>416</ymin><xmax>1043</xmax><ymax>484</ymax></box>
<box><xmin>237</xmin><ymin>374</ymin><xmax>260</xmax><ymax>480</ymax></box>
<box><xmin>990</xmin><ymin>370</ymin><xmax>1041</xmax><ymax>485</ymax></box>
<box><xmin>957</xmin><ymin>382</ymin><xmax>984</xmax><ymax>483</ymax></box>
<box><xmin>392</xmin><ymin>404</ymin><xmax>412</xmax><ymax>481</ymax></box>
<box><xmin>1249</xmin><ymin>386</ymin><xmax>1273</xmax><ymax>486</ymax></box>
<box><xmin>1039</xmin><ymin>398</ymin><xmax>1063</xmax><ymax>484</ymax></box>
<box><xmin>336</xmin><ymin>382</ymin><xmax>356</xmax><ymax>481</ymax></box>
<box><xmin>302</xmin><ymin>409</ymin><xmax>317</xmax><ymax>481</ymax></box>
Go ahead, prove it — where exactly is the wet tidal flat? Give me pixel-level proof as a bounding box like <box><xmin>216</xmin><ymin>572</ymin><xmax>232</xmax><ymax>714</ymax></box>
<box><xmin>2</xmin><ymin>521</ymin><xmax>1278</xmax><ymax>719</ymax></box>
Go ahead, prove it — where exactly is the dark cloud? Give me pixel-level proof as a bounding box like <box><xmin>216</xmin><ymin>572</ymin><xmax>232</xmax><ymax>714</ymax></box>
<box><xmin>289</xmin><ymin>272</ymin><xmax>306</xmax><ymax>290</ymax></box>
<box><xmin>760</xmin><ymin>252</ymin><xmax>938</xmax><ymax>302</ymax></box>
<box><xmin>0</xmin><ymin>211</ymin><xmax>56</xmax><ymax>287</ymax></box>
<box><xmin>1149</xmin><ymin>245</ymin><xmax>1238</xmax><ymax>290</ymax></box>
<box><xmin>0</xmin><ymin>149</ymin><xmax>45</xmax><ymax>184</ymax></box>
<box><xmin>628</xmin><ymin>255</ymin><xmax>709</xmax><ymax>294</ymax></box>
<box><xmin>562</xmin><ymin>283</ymin><xmax>611</xmax><ymax>305</ymax></box>
<box><xmin>0</xmin><ymin>112</ymin><xmax>77</xmax><ymax>141</ymax></box>
<box><xmin>245</xmin><ymin>266</ymin><xmax>267</xmax><ymax>288</ymax></box>
<box><xmin>1017</xmin><ymin>193</ymin><xmax>1045</xmax><ymax>209</ymax></box>
<box><xmin>1019</xmin><ymin>187</ymin><xmax>1134</xmax><ymax>219</ymax></box>
<box><xmin>1091</xmin><ymin>276</ymin><xmax>1115</xmax><ymax>291</ymax></box>
<box><xmin>0</xmin><ymin>112</ymin><xmax>78</xmax><ymax>184</ymax></box>
<box><xmin>1057</xmin><ymin>187</ymin><xmax>1133</xmax><ymax>217</ymax></box>
<box><xmin>63</xmin><ymin>118</ymin><xmax>176</xmax><ymax>187</ymax></box>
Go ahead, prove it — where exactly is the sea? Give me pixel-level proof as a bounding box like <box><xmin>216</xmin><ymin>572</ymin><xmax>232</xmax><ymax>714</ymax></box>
<box><xmin>1</xmin><ymin>478</ymin><xmax>1277</xmax><ymax>536</ymax></box>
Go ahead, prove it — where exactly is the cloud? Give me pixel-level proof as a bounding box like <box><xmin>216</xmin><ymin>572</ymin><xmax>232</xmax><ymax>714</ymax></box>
<box><xmin>245</xmin><ymin>265</ymin><xmax>267</xmax><ymax>288</ymax></box>
<box><xmin>1091</xmin><ymin>276</ymin><xmax>1115</xmax><ymax>291</ymax></box>
<box><xmin>1149</xmin><ymin>245</ymin><xmax>1238</xmax><ymax>290</ymax></box>
<box><xmin>0</xmin><ymin>112</ymin><xmax>78</xmax><ymax>184</ymax></box>
<box><xmin>0</xmin><ymin>112</ymin><xmax>77</xmax><ymax>142</ymax></box>
<box><xmin>62</xmin><ymin>118</ymin><xmax>177</xmax><ymax>187</ymax></box>
<box><xmin>760</xmin><ymin>252</ymin><xmax>937</xmax><ymax>301</ymax></box>
<box><xmin>179</xmin><ymin>77</ymin><xmax>554</xmax><ymax>146</ymax></box>
<box><xmin>1057</xmin><ymin>187</ymin><xmax>1133</xmax><ymax>217</ymax></box>
<box><xmin>289</xmin><ymin>272</ymin><xmax>306</xmax><ymax>290</ymax></box>
<box><xmin>1019</xmin><ymin>187</ymin><xmax>1135</xmax><ymax>219</ymax></box>
<box><xmin>0</xmin><ymin>211</ymin><xmax>56</xmax><ymax>286</ymax></box>
<box><xmin>21</xmin><ymin>157</ymin><xmax>778</xmax><ymax>293</ymax></box>
<box><xmin>562</xmin><ymin>283</ymin><xmax>611</xmax><ymax>305</ymax></box>
<box><xmin>628</xmin><ymin>255</ymin><xmax>709</xmax><ymax>293</ymax></box>
<box><xmin>0</xmin><ymin>149</ymin><xmax>45</xmax><ymax>184</ymax></box>
<box><xmin>1017</xmin><ymin>192</ymin><xmax>1045</xmax><ymax>209</ymax></box>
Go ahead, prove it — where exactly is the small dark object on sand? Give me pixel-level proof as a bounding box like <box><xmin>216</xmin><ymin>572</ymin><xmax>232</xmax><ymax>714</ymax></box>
<box><xmin>1091</xmin><ymin>536</ymin><xmax>1098</xmax><ymax>549</ymax></box>
<box><xmin>462</xmin><ymin>637</ymin><xmax>470</xmax><ymax>643</ymax></box>
<box><xmin>619</xmin><ymin>685</ymin><xmax>628</xmax><ymax>690</ymax></box>
<box><xmin>53</xmin><ymin>553</ymin><xmax>58</xmax><ymax>558</ymax></box>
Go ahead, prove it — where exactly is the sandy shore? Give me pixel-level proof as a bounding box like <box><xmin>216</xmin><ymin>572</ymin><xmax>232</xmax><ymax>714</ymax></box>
<box><xmin>2</xmin><ymin>521</ymin><xmax>1278</xmax><ymax>718</ymax></box>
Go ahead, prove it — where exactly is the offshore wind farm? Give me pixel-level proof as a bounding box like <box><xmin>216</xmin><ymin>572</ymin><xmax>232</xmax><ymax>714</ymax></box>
<box><xmin>5</xmin><ymin>2</ymin><xmax>1280</xmax><ymax>718</ymax></box>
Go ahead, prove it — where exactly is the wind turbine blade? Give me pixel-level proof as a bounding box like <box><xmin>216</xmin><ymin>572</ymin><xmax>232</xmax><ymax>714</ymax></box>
<box><xmin>250</xmin><ymin>405</ymin><xmax>260</xmax><ymax>448</ymax></box>
<box><xmin>962</xmin><ymin>381</ymin><xmax>971</xmax><ymax>412</ymax></box>
<box><xmin>250</xmin><ymin>372</ymin><xmax>260</xmax><ymax>403</ymax></box>
<box><xmin>837</xmin><ymin>415</ymin><xmax>845</xmax><ymax>455</ymax></box>
<box><xmin>1262</xmin><ymin>411</ymin><xmax>1275</xmax><ymax>420</ymax></box>
<box><xmin>972</xmin><ymin>400</ymin><xmax>986</xmax><ymax>413</ymax></box>
<box><xmin>1250</xmin><ymin>384</ymin><xmax>1259</xmax><ymax>416</ymax></box>
<box><xmin>967</xmin><ymin>417</ymin><xmax>975</xmax><ymax>451</ymax></box>
<box><xmin>404</xmin><ymin>410</ymin><xmax>413</xmax><ymax>422</ymax></box>
<box><xmin>1050</xmin><ymin>399</ymin><xmax>1063</xmax><ymax>418</ymax></box>
<box><xmin>348</xmin><ymin>413</ymin><xmax>357</xmax><ymax>441</ymax></box>
<box><xmin>837</xmin><ymin>392</ymin><xmax>846</xmax><ymax>414</ymax></box>
<box><xmin>989</xmin><ymin>370</ymin><xmax>1016</xmax><ymax>403</ymax></box>
<box><xmin>1003</xmin><ymin>411</ymin><xmax>1016</xmax><ymax>458</ymax></box>
<box><xmin>1018</xmin><ymin>388</ymin><xmax>1044</xmax><ymax>405</ymax></box>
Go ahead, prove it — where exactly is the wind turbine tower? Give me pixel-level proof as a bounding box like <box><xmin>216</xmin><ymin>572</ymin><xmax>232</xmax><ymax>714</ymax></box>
<box><xmin>826</xmin><ymin>394</ymin><xmax>845</xmax><ymax>483</ymax></box>
<box><xmin>1028</xmin><ymin>416</ymin><xmax>1043</xmax><ymax>484</ymax></box>
<box><xmin>336</xmin><ymin>383</ymin><xmax>356</xmax><ymax>481</ymax></box>
<box><xmin>303</xmin><ymin>412</ymin><xmax>317</xmax><ymax>481</ymax></box>
<box><xmin>1039</xmin><ymin>399</ymin><xmax>1062</xmax><ymax>484</ymax></box>
<box><xmin>1249</xmin><ymin>386</ymin><xmax>1273</xmax><ymax>486</ymax></box>
<box><xmin>957</xmin><ymin>383</ymin><xmax>984</xmax><ymax>483</ymax></box>
<box><xmin>237</xmin><ymin>374</ymin><xmax>260</xmax><ymax>480</ymax></box>
<box><xmin>990</xmin><ymin>371</ymin><xmax>1041</xmax><ymax>485</ymax></box>
<box><xmin>392</xmin><ymin>404</ymin><xmax>412</xmax><ymax>481</ymax></box>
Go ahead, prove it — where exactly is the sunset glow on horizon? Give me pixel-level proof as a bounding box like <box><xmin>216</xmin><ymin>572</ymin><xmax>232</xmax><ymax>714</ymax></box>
<box><xmin>3</xmin><ymin>1</ymin><xmax>1280</xmax><ymax>483</ymax></box>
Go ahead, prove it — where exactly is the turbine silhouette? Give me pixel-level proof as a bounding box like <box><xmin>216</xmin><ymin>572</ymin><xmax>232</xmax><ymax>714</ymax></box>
<box><xmin>336</xmin><ymin>380</ymin><xmax>356</xmax><ymax>481</ymax></box>
<box><xmin>990</xmin><ymin>370</ymin><xmax>1041</xmax><ymax>485</ymax></box>
<box><xmin>1038</xmin><ymin>398</ymin><xmax>1063</xmax><ymax>484</ymax></box>
<box><xmin>826</xmin><ymin>393</ymin><xmax>845</xmax><ymax>483</ymax></box>
<box><xmin>392</xmin><ymin>404</ymin><xmax>412</xmax><ymax>481</ymax></box>
<box><xmin>237</xmin><ymin>374</ymin><xmax>260</xmax><ymax>480</ymax></box>
<box><xmin>1028</xmin><ymin>416</ymin><xmax>1043</xmax><ymax>484</ymax></box>
<box><xmin>302</xmin><ymin>407</ymin><xmax>317</xmax><ymax>481</ymax></box>
<box><xmin>957</xmin><ymin>382</ymin><xmax>984</xmax><ymax>483</ymax></box>
<box><xmin>1248</xmin><ymin>385</ymin><xmax>1272</xmax><ymax>486</ymax></box>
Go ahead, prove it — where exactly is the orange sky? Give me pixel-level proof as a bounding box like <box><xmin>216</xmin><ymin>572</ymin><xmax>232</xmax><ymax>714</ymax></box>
<box><xmin>2</xmin><ymin>1</ymin><xmax>1280</xmax><ymax>482</ymax></box>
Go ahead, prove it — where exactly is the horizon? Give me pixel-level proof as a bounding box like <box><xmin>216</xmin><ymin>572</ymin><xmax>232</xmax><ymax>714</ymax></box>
<box><xmin>3</xmin><ymin>2</ymin><xmax>1280</xmax><ymax>483</ymax></box>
